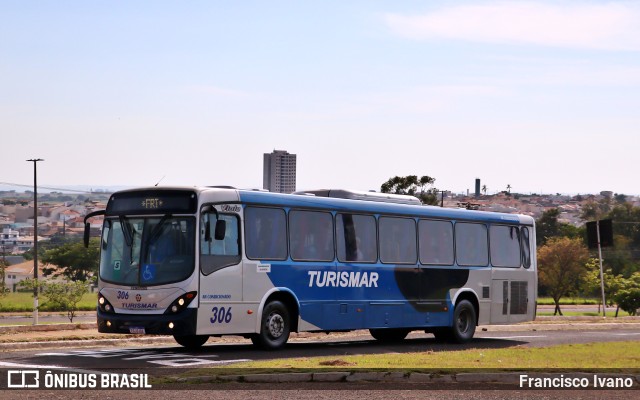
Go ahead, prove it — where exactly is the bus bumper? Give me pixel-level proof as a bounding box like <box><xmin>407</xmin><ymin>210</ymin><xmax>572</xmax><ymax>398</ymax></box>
<box><xmin>97</xmin><ymin>308</ymin><xmax>198</xmax><ymax>336</ymax></box>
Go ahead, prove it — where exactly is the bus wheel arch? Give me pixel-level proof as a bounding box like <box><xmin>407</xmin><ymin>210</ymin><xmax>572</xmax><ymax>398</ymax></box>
<box><xmin>433</xmin><ymin>291</ymin><xmax>479</xmax><ymax>343</ymax></box>
<box><xmin>451</xmin><ymin>291</ymin><xmax>479</xmax><ymax>343</ymax></box>
<box><xmin>453</xmin><ymin>291</ymin><xmax>479</xmax><ymax>326</ymax></box>
<box><xmin>252</xmin><ymin>290</ymin><xmax>299</xmax><ymax>350</ymax></box>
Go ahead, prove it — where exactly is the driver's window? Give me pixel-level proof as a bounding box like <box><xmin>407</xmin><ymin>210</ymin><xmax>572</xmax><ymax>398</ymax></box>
<box><xmin>201</xmin><ymin>214</ymin><xmax>240</xmax><ymax>256</ymax></box>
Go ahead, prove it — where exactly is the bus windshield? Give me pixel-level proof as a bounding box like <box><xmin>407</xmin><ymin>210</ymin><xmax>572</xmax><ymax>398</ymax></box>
<box><xmin>99</xmin><ymin>216</ymin><xmax>195</xmax><ymax>286</ymax></box>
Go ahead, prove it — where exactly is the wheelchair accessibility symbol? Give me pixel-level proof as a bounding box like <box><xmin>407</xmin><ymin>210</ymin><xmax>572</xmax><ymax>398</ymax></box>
<box><xmin>141</xmin><ymin>264</ymin><xmax>156</xmax><ymax>282</ymax></box>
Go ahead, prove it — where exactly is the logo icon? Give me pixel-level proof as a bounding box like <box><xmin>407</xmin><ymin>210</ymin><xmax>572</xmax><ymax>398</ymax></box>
<box><xmin>7</xmin><ymin>370</ymin><xmax>40</xmax><ymax>388</ymax></box>
<box><xmin>135</xmin><ymin>294</ymin><xmax>142</xmax><ymax>302</ymax></box>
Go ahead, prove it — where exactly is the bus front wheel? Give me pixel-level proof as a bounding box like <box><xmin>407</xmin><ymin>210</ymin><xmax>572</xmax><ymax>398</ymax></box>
<box><xmin>251</xmin><ymin>300</ymin><xmax>291</xmax><ymax>350</ymax></box>
<box><xmin>173</xmin><ymin>334</ymin><xmax>209</xmax><ymax>349</ymax></box>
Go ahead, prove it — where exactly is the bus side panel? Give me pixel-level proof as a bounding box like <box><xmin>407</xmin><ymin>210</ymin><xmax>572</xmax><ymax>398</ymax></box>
<box><xmin>197</xmin><ymin>263</ymin><xmax>255</xmax><ymax>335</ymax></box>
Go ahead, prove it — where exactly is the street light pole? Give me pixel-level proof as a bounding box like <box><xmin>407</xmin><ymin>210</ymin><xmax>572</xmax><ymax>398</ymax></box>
<box><xmin>27</xmin><ymin>158</ymin><xmax>44</xmax><ymax>325</ymax></box>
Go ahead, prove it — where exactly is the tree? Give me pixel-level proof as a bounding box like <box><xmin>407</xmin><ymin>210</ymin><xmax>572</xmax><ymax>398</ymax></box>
<box><xmin>20</xmin><ymin>278</ymin><xmax>91</xmax><ymax>322</ymax></box>
<box><xmin>380</xmin><ymin>175</ymin><xmax>439</xmax><ymax>205</ymax></box>
<box><xmin>613</xmin><ymin>272</ymin><xmax>640</xmax><ymax>316</ymax></box>
<box><xmin>41</xmin><ymin>238</ymin><xmax>100</xmax><ymax>281</ymax></box>
<box><xmin>535</xmin><ymin>208</ymin><xmax>561</xmax><ymax>246</ymax></box>
<box><xmin>614</xmin><ymin>193</ymin><xmax>627</xmax><ymax>204</ymax></box>
<box><xmin>581</xmin><ymin>260</ymin><xmax>625</xmax><ymax>314</ymax></box>
<box><xmin>538</xmin><ymin>237</ymin><xmax>590</xmax><ymax>315</ymax></box>
<box><xmin>506</xmin><ymin>184</ymin><xmax>512</xmax><ymax>194</ymax></box>
<box><xmin>481</xmin><ymin>184</ymin><xmax>487</xmax><ymax>195</ymax></box>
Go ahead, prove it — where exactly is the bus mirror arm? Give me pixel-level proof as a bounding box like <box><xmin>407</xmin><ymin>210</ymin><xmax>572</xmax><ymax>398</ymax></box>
<box><xmin>202</xmin><ymin>205</ymin><xmax>224</xmax><ymax>241</ymax></box>
<box><xmin>83</xmin><ymin>210</ymin><xmax>106</xmax><ymax>247</ymax></box>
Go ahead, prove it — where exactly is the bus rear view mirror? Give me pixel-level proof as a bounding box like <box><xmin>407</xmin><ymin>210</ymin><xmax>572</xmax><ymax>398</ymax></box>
<box><xmin>215</xmin><ymin>220</ymin><xmax>226</xmax><ymax>241</ymax></box>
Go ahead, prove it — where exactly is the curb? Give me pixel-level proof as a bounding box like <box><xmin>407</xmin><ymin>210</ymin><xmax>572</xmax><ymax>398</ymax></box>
<box><xmin>169</xmin><ymin>371</ymin><xmax>640</xmax><ymax>386</ymax></box>
<box><xmin>0</xmin><ymin>323</ymin><xmax>95</xmax><ymax>334</ymax></box>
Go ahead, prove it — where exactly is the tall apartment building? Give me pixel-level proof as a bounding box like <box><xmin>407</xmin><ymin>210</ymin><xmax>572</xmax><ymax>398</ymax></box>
<box><xmin>263</xmin><ymin>150</ymin><xmax>297</xmax><ymax>193</ymax></box>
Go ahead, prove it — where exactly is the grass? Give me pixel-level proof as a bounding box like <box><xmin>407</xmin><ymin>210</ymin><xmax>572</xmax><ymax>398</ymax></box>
<box><xmin>0</xmin><ymin>292</ymin><xmax>96</xmax><ymax>312</ymax></box>
<box><xmin>537</xmin><ymin>310</ymin><xmax>632</xmax><ymax>317</ymax></box>
<box><xmin>537</xmin><ymin>297</ymin><xmax>600</xmax><ymax>305</ymax></box>
<box><xmin>231</xmin><ymin>341</ymin><xmax>640</xmax><ymax>371</ymax></box>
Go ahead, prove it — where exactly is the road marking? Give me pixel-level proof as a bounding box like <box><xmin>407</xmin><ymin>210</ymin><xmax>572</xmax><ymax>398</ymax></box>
<box><xmin>149</xmin><ymin>358</ymin><xmax>250</xmax><ymax>367</ymax></box>
<box><xmin>483</xmin><ymin>335</ymin><xmax>545</xmax><ymax>339</ymax></box>
<box><xmin>36</xmin><ymin>348</ymin><xmax>251</xmax><ymax>367</ymax></box>
<box><xmin>0</xmin><ymin>360</ymin><xmax>62</xmax><ymax>369</ymax></box>
<box><xmin>610</xmin><ymin>332</ymin><xmax>640</xmax><ymax>336</ymax></box>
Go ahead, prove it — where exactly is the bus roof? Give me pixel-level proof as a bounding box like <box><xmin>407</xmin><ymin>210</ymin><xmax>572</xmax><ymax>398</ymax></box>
<box><xmin>107</xmin><ymin>186</ymin><xmax>534</xmax><ymax>225</ymax></box>
<box><xmin>235</xmin><ymin>189</ymin><xmax>533</xmax><ymax>225</ymax></box>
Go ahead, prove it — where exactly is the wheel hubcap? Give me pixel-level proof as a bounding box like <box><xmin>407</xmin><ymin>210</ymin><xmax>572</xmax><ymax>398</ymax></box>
<box><xmin>457</xmin><ymin>311</ymin><xmax>469</xmax><ymax>333</ymax></box>
<box><xmin>267</xmin><ymin>313</ymin><xmax>284</xmax><ymax>338</ymax></box>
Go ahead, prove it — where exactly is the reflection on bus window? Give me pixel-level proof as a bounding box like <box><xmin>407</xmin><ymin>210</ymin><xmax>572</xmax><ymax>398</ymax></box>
<box><xmin>289</xmin><ymin>210</ymin><xmax>334</xmax><ymax>262</ymax></box>
<box><xmin>418</xmin><ymin>220</ymin><xmax>454</xmax><ymax>265</ymax></box>
<box><xmin>379</xmin><ymin>217</ymin><xmax>417</xmax><ymax>264</ymax></box>
<box><xmin>455</xmin><ymin>223</ymin><xmax>488</xmax><ymax>266</ymax></box>
<box><xmin>201</xmin><ymin>214</ymin><xmax>240</xmax><ymax>257</ymax></box>
<box><xmin>245</xmin><ymin>207</ymin><xmax>287</xmax><ymax>260</ymax></box>
<box><xmin>521</xmin><ymin>227</ymin><xmax>531</xmax><ymax>268</ymax></box>
<box><xmin>490</xmin><ymin>225</ymin><xmax>521</xmax><ymax>268</ymax></box>
<box><xmin>336</xmin><ymin>214</ymin><xmax>377</xmax><ymax>263</ymax></box>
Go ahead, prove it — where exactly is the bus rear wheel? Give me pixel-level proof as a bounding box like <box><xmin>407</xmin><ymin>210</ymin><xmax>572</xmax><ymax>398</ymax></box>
<box><xmin>251</xmin><ymin>300</ymin><xmax>290</xmax><ymax>350</ymax></box>
<box><xmin>173</xmin><ymin>334</ymin><xmax>209</xmax><ymax>349</ymax></box>
<box><xmin>430</xmin><ymin>300</ymin><xmax>477</xmax><ymax>343</ymax></box>
<box><xmin>369</xmin><ymin>328</ymin><xmax>410</xmax><ymax>342</ymax></box>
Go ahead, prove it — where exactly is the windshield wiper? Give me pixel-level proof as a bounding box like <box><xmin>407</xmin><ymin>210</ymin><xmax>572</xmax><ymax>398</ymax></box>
<box><xmin>147</xmin><ymin>214</ymin><xmax>172</xmax><ymax>247</ymax></box>
<box><xmin>119</xmin><ymin>216</ymin><xmax>133</xmax><ymax>247</ymax></box>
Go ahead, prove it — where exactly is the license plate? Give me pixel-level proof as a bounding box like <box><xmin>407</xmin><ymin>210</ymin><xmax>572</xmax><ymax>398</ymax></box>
<box><xmin>129</xmin><ymin>327</ymin><xmax>146</xmax><ymax>334</ymax></box>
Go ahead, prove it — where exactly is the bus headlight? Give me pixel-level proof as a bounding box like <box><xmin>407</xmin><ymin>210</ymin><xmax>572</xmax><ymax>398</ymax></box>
<box><xmin>98</xmin><ymin>295</ymin><xmax>115</xmax><ymax>313</ymax></box>
<box><xmin>164</xmin><ymin>291</ymin><xmax>197</xmax><ymax>314</ymax></box>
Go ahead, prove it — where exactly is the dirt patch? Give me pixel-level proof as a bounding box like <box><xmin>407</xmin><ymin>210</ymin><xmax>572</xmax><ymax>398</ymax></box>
<box><xmin>318</xmin><ymin>359</ymin><xmax>357</xmax><ymax>366</ymax></box>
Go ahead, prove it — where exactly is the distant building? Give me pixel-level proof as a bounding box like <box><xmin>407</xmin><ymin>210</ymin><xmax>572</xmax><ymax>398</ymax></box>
<box><xmin>263</xmin><ymin>150</ymin><xmax>297</xmax><ymax>194</ymax></box>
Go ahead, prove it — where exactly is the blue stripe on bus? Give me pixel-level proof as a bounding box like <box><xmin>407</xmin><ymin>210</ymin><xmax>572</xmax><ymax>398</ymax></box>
<box><xmin>265</xmin><ymin>263</ymin><xmax>469</xmax><ymax>330</ymax></box>
<box><xmin>238</xmin><ymin>190</ymin><xmax>522</xmax><ymax>224</ymax></box>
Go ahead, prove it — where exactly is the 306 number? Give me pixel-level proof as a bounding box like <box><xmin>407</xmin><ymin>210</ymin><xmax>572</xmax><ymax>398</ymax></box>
<box><xmin>210</xmin><ymin>306</ymin><xmax>232</xmax><ymax>324</ymax></box>
<box><xmin>117</xmin><ymin>291</ymin><xmax>129</xmax><ymax>300</ymax></box>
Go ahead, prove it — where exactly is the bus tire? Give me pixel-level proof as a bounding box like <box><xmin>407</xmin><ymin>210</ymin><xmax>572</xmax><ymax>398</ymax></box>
<box><xmin>369</xmin><ymin>328</ymin><xmax>410</xmax><ymax>342</ymax></box>
<box><xmin>173</xmin><ymin>334</ymin><xmax>209</xmax><ymax>349</ymax></box>
<box><xmin>252</xmin><ymin>300</ymin><xmax>290</xmax><ymax>350</ymax></box>
<box><xmin>450</xmin><ymin>300</ymin><xmax>477</xmax><ymax>343</ymax></box>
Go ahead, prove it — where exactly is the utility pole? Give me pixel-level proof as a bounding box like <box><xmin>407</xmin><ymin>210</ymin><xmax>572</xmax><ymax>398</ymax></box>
<box><xmin>27</xmin><ymin>158</ymin><xmax>43</xmax><ymax>325</ymax></box>
<box><xmin>1</xmin><ymin>245</ymin><xmax>5</xmax><ymax>292</ymax></box>
<box><xmin>596</xmin><ymin>220</ymin><xmax>606</xmax><ymax>317</ymax></box>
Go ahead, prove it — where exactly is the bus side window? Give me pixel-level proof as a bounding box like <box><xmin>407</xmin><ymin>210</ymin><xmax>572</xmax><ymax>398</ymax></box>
<box><xmin>245</xmin><ymin>207</ymin><xmax>287</xmax><ymax>260</ymax></box>
<box><xmin>489</xmin><ymin>225</ymin><xmax>521</xmax><ymax>268</ymax></box>
<box><xmin>379</xmin><ymin>217</ymin><xmax>417</xmax><ymax>264</ymax></box>
<box><xmin>418</xmin><ymin>219</ymin><xmax>454</xmax><ymax>265</ymax></box>
<box><xmin>201</xmin><ymin>214</ymin><xmax>239</xmax><ymax>256</ymax></box>
<box><xmin>455</xmin><ymin>223</ymin><xmax>488</xmax><ymax>266</ymax></box>
<box><xmin>336</xmin><ymin>213</ymin><xmax>377</xmax><ymax>263</ymax></box>
<box><xmin>289</xmin><ymin>210</ymin><xmax>334</xmax><ymax>262</ymax></box>
<box><xmin>200</xmin><ymin>213</ymin><xmax>241</xmax><ymax>275</ymax></box>
<box><xmin>521</xmin><ymin>227</ymin><xmax>531</xmax><ymax>268</ymax></box>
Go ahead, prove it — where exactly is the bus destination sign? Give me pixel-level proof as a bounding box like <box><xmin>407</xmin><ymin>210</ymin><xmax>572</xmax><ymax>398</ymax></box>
<box><xmin>106</xmin><ymin>190</ymin><xmax>197</xmax><ymax>215</ymax></box>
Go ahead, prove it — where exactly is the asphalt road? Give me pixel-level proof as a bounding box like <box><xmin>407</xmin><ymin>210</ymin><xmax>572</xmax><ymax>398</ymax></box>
<box><xmin>1</xmin><ymin>326</ymin><xmax>638</xmax><ymax>369</ymax></box>
<box><xmin>0</xmin><ymin>326</ymin><xmax>637</xmax><ymax>399</ymax></box>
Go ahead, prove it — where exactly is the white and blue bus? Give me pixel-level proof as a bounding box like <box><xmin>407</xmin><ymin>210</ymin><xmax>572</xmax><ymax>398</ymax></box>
<box><xmin>84</xmin><ymin>187</ymin><xmax>537</xmax><ymax>349</ymax></box>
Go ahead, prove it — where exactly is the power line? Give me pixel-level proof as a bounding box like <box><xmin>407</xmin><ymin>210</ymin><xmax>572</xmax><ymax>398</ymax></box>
<box><xmin>0</xmin><ymin>181</ymin><xmax>109</xmax><ymax>194</ymax></box>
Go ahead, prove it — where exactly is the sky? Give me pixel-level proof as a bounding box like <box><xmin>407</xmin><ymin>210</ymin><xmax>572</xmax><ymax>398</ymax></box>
<box><xmin>1</xmin><ymin>1</ymin><xmax>639</xmax><ymax>196</ymax></box>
